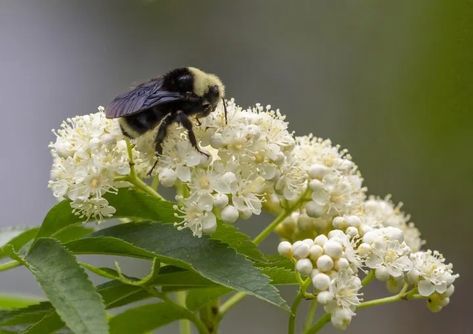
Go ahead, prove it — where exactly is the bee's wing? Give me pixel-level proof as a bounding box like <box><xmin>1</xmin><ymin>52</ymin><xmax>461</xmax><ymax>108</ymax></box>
<box><xmin>105</xmin><ymin>77</ymin><xmax>183</xmax><ymax>118</ymax></box>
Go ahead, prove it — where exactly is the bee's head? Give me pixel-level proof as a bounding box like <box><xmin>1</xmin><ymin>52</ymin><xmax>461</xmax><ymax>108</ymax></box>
<box><xmin>187</xmin><ymin>67</ymin><xmax>225</xmax><ymax>115</ymax></box>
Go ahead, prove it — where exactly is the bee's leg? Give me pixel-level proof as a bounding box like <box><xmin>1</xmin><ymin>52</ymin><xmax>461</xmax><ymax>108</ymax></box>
<box><xmin>147</xmin><ymin>115</ymin><xmax>175</xmax><ymax>176</ymax></box>
<box><xmin>177</xmin><ymin>112</ymin><xmax>209</xmax><ymax>157</ymax></box>
<box><xmin>196</xmin><ymin>118</ymin><xmax>202</xmax><ymax>126</ymax></box>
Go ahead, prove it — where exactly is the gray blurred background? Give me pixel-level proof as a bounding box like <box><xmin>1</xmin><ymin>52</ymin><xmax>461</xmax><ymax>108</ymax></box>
<box><xmin>0</xmin><ymin>0</ymin><xmax>471</xmax><ymax>333</ymax></box>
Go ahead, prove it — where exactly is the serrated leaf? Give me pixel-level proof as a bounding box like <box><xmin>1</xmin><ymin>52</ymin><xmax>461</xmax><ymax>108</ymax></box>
<box><xmin>0</xmin><ymin>295</ymin><xmax>41</xmax><ymax>310</ymax></box>
<box><xmin>21</xmin><ymin>312</ymin><xmax>63</xmax><ymax>334</ymax></box>
<box><xmin>104</xmin><ymin>188</ymin><xmax>174</xmax><ymax>223</ymax></box>
<box><xmin>109</xmin><ymin>303</ymin><xmax>190</xmax><ymax>334</ymax></box>
<box><xmin>212</xmin><ymin>224</ymin><xmax>266</xmax><ymax>263</ymax></box>
<box><xmin>186</xmin><ymin>287</ymin><xmax>230</xmax><ymax>311</ymax></box>
<box><xmin>67</xmin><ymin>222</ymin><xmax>289</xmax><ymax>310</ymax></box>
<box><xmin>260</xmin><ymin>267</ymin><xmax>298</xmax><ymax>285</ymax></box>
<box><xmin>24</xmin><ymin>238</ymin><xmax>108</xmax><ymax>334</ymax></box>
<box><xmin>36</xmin><ymin>188</ymin><xmax>174</xmax><ymax>239</ymax></box>
<box><xmin>0</xmin><ymin>303</ymin><xmax>51</xmax><ymax>327</ymax></box>
<box><xmin>0</xmin><ymin>228</ymin><xmax>38</xmax><ymax>258</ymax></box>
<box><xmin>52</xmin><ymin>225</ymin><xmax>94</xmax><ymax>243</ymax></box>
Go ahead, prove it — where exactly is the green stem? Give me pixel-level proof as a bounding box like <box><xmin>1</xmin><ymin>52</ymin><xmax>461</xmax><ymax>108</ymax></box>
<box><xmin>253</xmin><ymin>186</ymin><xmax>311</xmax><ymax>245</ymax></box>
<box><xmin>303</xmin><ymin>299</ymin><xmax>318</xmax><ymax>332</ymax></box>
<box><xmin>357</xmin><ymin>283</ymin><xmax>410</xmax><ymax>310</ymax></box>
<box><xmin>253</xmin><ymin>209</ymin><xmax>291</xmax><ymax>245</ymax></box>
<box><xmin>361</xmin><ymin>270</ymin><xmax>375</xmax><ymax>286</ymax></box>
<box><xmin>288</xmin><ymin>278</ymin><xmax>311</xmax><ymax>334</ymax></box>
<box><xmin>288</xmin><ymin>292</ymin><xmax>304</xmax><ymax>334</ymax></box>
<box><xmin>0</xmin><ymin>260</ymin><xmax>20</xmax><ymax>272</ymax></box>
<box><xmin>216</xmin><ymin>292</ymin><xmax>246</xmax><ymax>321</ymax></box>
<box><xmin>304</xmin><ymin>313</ymin><xmax>331</xmax><ymax>334</ymax></box>
<box><xmin>177</xmin><ymin>291</ymin><xmax>192</xmax><ymax>334</ymax></box>
<box><xmin>117</xmin><ymin>139</ymin><xmax>165</xmax><ymax>201</ymax></box>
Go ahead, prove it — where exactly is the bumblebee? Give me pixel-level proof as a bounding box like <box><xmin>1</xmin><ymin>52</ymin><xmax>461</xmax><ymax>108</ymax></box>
<box><xmin>105</xmin><ymin>67</ymin><xmax>226</xmax><ymax>173</ymax></box>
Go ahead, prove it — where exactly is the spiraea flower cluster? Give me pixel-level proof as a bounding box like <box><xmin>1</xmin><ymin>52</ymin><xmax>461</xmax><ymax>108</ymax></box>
<box><xmin>48</xmin><ymin>108</ymin><xmax>148</xmax><ymax>220</ymax></box>
<box><xmin>279</xmin><ymin>206</ymin><xmax>458</xmax><ymax>329</ymax></box>
<box><xmin>49</xmin><ymin>98</ymin><xmax>458</xmax><ymax>331</ymax></box>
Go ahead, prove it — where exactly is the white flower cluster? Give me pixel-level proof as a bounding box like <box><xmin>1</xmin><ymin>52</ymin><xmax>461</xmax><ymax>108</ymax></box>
<box><xmin>133</xmin><ymin>100</ymin><xmax>295</xmax><ymax>236</ymax></box>
<box><xmin>279</xmin><ymin>212</ymin><xmax>458</xmax><ymax>329</ymax></box>
<box><xmin>48</xmin><ymin>98</ymin><xmax>458</xmax><ymax>327</ymax></box>
<box><xmin>278</xmin><ymin>230</ymin><xmax>362</xmax><ymax>329</ymax></box>
<box><xmin>48</xmin><ymin>108</ymin><xmax>147</xmax><ymax>221</ymax></box>
<box><xmin>275</xmin><ymin>136</ymin><xmax>366</xmax><ymax>241</ymax></box>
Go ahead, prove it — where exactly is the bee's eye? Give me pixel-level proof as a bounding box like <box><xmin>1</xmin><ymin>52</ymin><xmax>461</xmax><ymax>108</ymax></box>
<box><xmin>209</xmin><ymin>85</ymin><xmax>219</xmax><ymax>96</ymax></box>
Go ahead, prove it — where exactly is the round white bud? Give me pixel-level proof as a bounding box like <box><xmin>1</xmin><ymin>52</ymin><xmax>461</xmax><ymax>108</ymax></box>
<box><xmin>314</xmin><ymin>234</ymin><xmax>328</xmax><ymax>246</ymax></box>
<box><xmin>335</xmin><ymin>257</ymin><xmax>350</xmax><ymax>270</ymax></box>
<box><xmin>296</xmin><ymin>259</ymin><xmax>313</xmax><ymax>276</ymax></box>
<box><xmin>357</xmin><ymin>243</ymin><xmax>372</xmax><ymax>257</ymax></box>
<box><xmin>444</xmin><ymin>285</ymin><xmax>455</xmax><ymax>297</ymax></box>
<box><xmin>213</xmin><ymin>193</ymin><xmax>229</xmax><ymax>208</ymax></box>
<box><xmin>302</xmin><ymin>238</ymin><xmax>314</xmax><ymax>248</ymax></box>
<box><xmin>345</xmin><ymin>215</ymin><xmax>361</xmax><ymax>227</ymax></box>
<box><xmin>375</xmin><ymin>267</ymin><xmax>390</xmax><ymax>281</ymax></box>
<box><xmin>239</xmin><ymin>207</ymin><xmax>252</xmax><ymax>220</ymax></box>
<box><xmin>328</xmin><ymin>229</ymin><xmax>345</xmax><ymax>240</ymax></box>
<box><xmin>293</xmin><ymin>242</ymin><xmax>310</xmax><ymax>259</ymax></box>
<box><xmin>312</xmin><ymin>273</ymin><xmax>331</xmax><ymax>290</ymax></box>
<box><xmin>309</xmin><ymin>179</ymin><xmax>324</xmax><ymax>192</ymax></box>
<box><xmin>201</xmin><ymin>215</ymin><xmax>217</xmax><ymax>235</ymax></box>
<box><xmin>332</xmin><ymin>216</ymin><xmax>346</xmax><ymax>229</ymax></box>
<box><xmin>277</xmin><ymin>241</ymin><xmax>293</xmax><ymax>257</ymax></box>
<box><xmin>308</xmin><ymin>164</ymin><xmax>330</xmax><ymax>179</ymax></box>
<box><xmin>210</xmin><ymin>133</ymin><xmax>224</xmax><ymax>148</ymax></box>
<box><xmin>323</xmin><ymin>240</ymin><xmax>343</xmax><ymax>259</ymax></box>
<box><xmin>346</xmin><ymin>226</ymin><xmax>359</xmax><ymax>238</ymax></box>
<box><xmin>309</xmin><ymin>244</ymin><xmax>324</xmax><ymax>261</ymax></box>
<box><xmin>384</xmin><ymin>227</ymin><xmax>404</xmax><ymax>242</ymax></box>
<box><xmin>221</xmin><ymin>205</ymin><xmax>239</xmax><ymax>223</ymax></box>
<box><xmin>305</xmin><ymin>201</ymin><xmax>325</xmax><ymax>218</ymax></box>
<box><xmin>159</xmin><ymin>168</ymin><xmax>177</xmax><ymax>187</ymax></box>
<box><xmin>316</xmin><ymin>255</ymin><xmax>334</xmax><ymax>272</ymax></box>
<box><xmin>406</xmin><ymin>269</ymin><xmax>420</xmax><ymax>284</ymax></box>
<box><xmin>316</xmin><ymin>291</ymin><xmax>334</xmax><ymax>304</ymax></box>
<box><xmin>331</xmin><ymin>308</ymin><xmax>353</xmax><ymax>330</ymax></box>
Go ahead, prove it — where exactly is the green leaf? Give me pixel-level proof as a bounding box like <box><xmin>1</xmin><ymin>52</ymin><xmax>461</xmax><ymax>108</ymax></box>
<box><xmin>0</xmin><ymin>295</ymin><xmax>41</xmax><ymax>310</ymax></box>
<box><xmin>186</xmin><ymin>287</ymin><xmax>230</xmax><ymax>311</ymax></box>
<box><xmin>24</xmin><ymin>238</ymin><xmax>108</xmax><ymax>334</ymax></box>
<box><xmin>109</xmin><ymin>303</ymin><xmax>191</xmax><ymax>334</ymax></box>
<box><xmin>52</xmin><ymin>225</ymin><xmax>94</xmax><ymax>243</ymax></box>
<box><xmin>67</xmin><ymin>222</ymin><xmax>288</xmax><ymax>310</ymax></box>
<box><xmin>21</xmin><ymin>312</ymin><xmax>63</xmax><ymax>334</ymax></box>
<box><xmin>104</xmin><ymin>188</ymin><xmax>175</xmax><ymax>223</ymax></box>
<box><xmin>0</xmin><ymin>303</ymin><xmax>51</xmax><ymax>327</ymax></box>
<box><xmin>36</xmin><ymin>188</ymin><xmax>174</xmax><ymax>239</ymax></box>
<box><xmin>0</xmin><ymin>228</ymin><xmax>38</xmax><ymax>258</ymax></box>
<box><xmin>212</xmin><ymin>224</ymin><xmax>266</xmax><ymax>263</ymax></box>
<box><xmin>260</xmin><ymin>267</ymin><xmax>298</xmax><ymax>285</ymax></box>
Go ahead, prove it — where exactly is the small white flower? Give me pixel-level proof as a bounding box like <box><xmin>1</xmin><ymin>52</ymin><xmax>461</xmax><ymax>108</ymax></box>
<box><xmin>49</xmin><ymin>110</ymin><xmax>147</xmax><ymax>221</ymax></box>
<box><xmin>409</xmin><ymin>250</ymin><xmax>458</xmax><ymax>297</ymax></box>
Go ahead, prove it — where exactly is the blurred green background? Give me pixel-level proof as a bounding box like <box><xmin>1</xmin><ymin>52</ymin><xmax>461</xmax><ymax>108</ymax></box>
<box><xmin>0</xmin><ymin>0</ymin><xmax>471</xmax><ymax>333</ymax></box>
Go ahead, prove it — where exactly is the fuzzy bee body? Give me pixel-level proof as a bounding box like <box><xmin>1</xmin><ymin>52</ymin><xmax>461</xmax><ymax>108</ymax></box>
<box><xmin>105</xmin><ymin>67</ymin><xmax>226</xmax><ymax>173</ymax></box>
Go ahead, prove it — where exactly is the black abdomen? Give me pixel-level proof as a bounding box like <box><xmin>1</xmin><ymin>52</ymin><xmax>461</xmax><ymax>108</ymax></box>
<box><xmin>119</xmin><ymin>108</ymin><xmax>167</xmax><ymax>138</ymax></box>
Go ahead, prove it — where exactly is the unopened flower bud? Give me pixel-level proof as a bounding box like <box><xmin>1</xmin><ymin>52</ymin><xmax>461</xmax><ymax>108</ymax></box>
<box><xmin>317</xmin><ymin>291</ymin><xmax>334</xmax><ymax>304</ymax></box>
<box><xmin>277</xmin><ymin>241</ymin><xmax>293</xmax><ymax>257</ymax></box>
<box><xmin>221</xmin><ymin>205</ymin><xmax>239</xmax><ymax>223</ymax></box>
<box><xmin>312</xmin><ymin>273</ymin><xmax>331</xmax><ymax>290</ymax></box>
<box><xmin>296</xmin><ymin>258</ymin><xmax>313</xmax><ymax>276</ymax></box>
<box><xmin>308</xmin><ymin>164</ymin><xmax>330</xmax><ymax>179</ymax></box>
<box><xmin>316</xmin><ymin>255</ymin><xmax>334</xmax><ymax>272</ymax></box>
<box><xmin>293</xmin><ymin>242</ymin><xmax>310</xmax><ymax>259</ymax></box>
<box><xmin>324</xmin><ymin>240</ymin><xmax>343</xmax><ymax>259</ymax></box>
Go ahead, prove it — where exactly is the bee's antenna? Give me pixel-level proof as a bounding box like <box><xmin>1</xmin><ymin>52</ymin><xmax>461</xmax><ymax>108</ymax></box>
<box><xmin>222</xmin><ymin>98</ymin><xmax>228</xmax><ymax>124</ymax></box>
